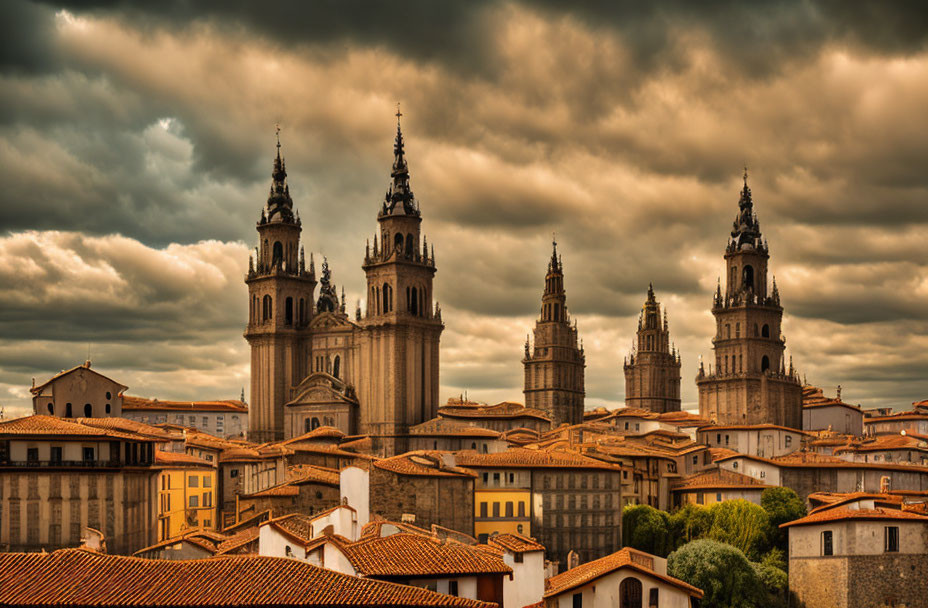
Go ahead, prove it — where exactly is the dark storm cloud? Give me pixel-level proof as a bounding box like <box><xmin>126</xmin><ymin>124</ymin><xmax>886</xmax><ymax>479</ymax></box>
<box><xmin>0</xmin><ymin>1</ymin><xmax>61</xmax><ymax>73</ymax></box>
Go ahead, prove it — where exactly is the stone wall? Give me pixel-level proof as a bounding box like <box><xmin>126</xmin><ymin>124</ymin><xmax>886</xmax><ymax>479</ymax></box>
<box><xmin>369</xmin><ymin>468</ymin><xmax>473</xmax><ymax>535</ymax></box>
<box><xmin>791</xmin><ymin>554</ymin><xmax>928</xmax><ymax>608</ymax></box>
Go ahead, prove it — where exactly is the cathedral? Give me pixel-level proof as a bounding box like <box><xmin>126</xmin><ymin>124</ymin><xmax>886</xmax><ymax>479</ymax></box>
<box><xmin>245</xmin><ymin>114</ymin><xmax>443</xmax><ymax>453</ymax></box>
<box><xmin>623</xmin><ymin>285</ymin><xmax>682</xmax><ymax>413</ymax></box>
<box><xmin>696</xmin><ymin>171</ymin><xmax>803</xmax><ymax>428</ymax></box>
<box><xmin>522</xmin><ymin>241</ymin><xmax>586</xmax><ymax>426</ymax></box>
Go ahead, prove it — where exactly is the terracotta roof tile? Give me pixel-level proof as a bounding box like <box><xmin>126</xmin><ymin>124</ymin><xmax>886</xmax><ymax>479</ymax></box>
<box><xmin>75</xmin><ymin>417</ymin><xmax>181</xmax><ymax>441</ymax></box>
<box><xmin>123</xmin><ymin>395</ymin><xmax>247</xmax><ymax>413</ymax></box>
<box><xmin>488</xmin><ymin>533</ymin><xmax>545</xmax><ymax>554</ymax></box>
<box><xmin>781</xmin><ymin>506</ymin><xmax>928</xmax><ymax>528</ymax></box>
<box><xmin>30</xmin><ymin>364</ymin><xmax>127</xmax><ymax>395</ymax></box>
<box><xmin>544</xmin><ymin>548</ymin><xmax>702</xmax><ymax>599</ymax></box>
<box><xmin>279</xmin><ymin>426</ymin><xmax>346</xmax><ymax>445</ymax></box>
<box><xmin>455</xmin><ymin>447</ymin><xmax>622</xmax><ymax>471</ymax></box>
<box><xmin>154</xmin><ymin>450</ymin><xmax>215</xmax><ymax>468</ymax></box>
<box><xmin>672</xmin><ymin>469</ymin><xmax>772</xmax><ymax>491</ymax></box>
<box><xmin>0</xmin><ymin>415</ymin><xmax>148</xmax><ymax>441</ymax></box>
<box><xmin>339</xmin><ymin>533</ymin><xmax>512</xmax><ymax>577</ymax></box>
<box><xmin>374</xmin><ymin>452</ymin><xmax>476</xmax><ymax>478</ymax></box>
<box><xmin>410</xmin><ymin>418</ymin><xmax>502</xmax><ymax>438</ymax></box>
<box><xmin>700</xmin><ymin>423</ymin><xmax>809</xmax><ymax>435</ymax></box>
<box><xmin>0</xmin><ymin>548</ymin><xmax>490</xmax><ymax>607</ymax></box>
<box><xmin>439</xmin><ymin>402</ymin><xmax>551</xmax><ymax>422</ymax></box>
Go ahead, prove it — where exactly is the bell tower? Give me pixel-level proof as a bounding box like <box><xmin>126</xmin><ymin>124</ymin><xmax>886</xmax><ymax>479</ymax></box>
<box><xmin>624</xmin><ymin>284</ymin><xmax>681</xmax><ymax>413</ymax></box>
<box><xmin>245</xmin><ymin>131</ymin><xmax>316</xmax><ymax>442</ymax></box>
<box><xmin>523</xmin><ymin>239</ymin><xmax>585</xmax><ymax>426</ymax></box>
<box><xmin>696</xmin><ymin>170</ymin><xmax>802</xmax><ymax>428</ymax></box>
<box><xmin>359</xmin><ymin>109</ymin><xmax>443</xmax><ymax>454</ymax></box>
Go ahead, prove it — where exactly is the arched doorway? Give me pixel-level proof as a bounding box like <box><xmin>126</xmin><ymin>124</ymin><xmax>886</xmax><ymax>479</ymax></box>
<box><xmin>619</xmin><ymin>577</ymin><xmax>642</xmax><ymax>608</ymax></box>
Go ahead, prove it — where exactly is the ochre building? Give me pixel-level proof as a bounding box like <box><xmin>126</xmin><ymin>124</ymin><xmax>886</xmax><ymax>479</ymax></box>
<box><xmin>696</xmin><ymin>172</ymin><xmax>802</xmax><ymax>428</ymax></box>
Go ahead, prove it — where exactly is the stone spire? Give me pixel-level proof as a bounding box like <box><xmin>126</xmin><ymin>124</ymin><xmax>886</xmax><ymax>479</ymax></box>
<box><xmin>263</xmin><ymin>125</ymin><xmax>297</xmax><ymax>225</ymax></box>
<box><xmin>316</xmin><ymin>256</ymin><xmax>340</xmax><ymax>314</ymax></box>
<box><xmin>381</xmin><ymin>104</ymin><xmax>419</xmax><ymax>217</ymax></box>
<box><xmin>728</xmin><ymin>167</ymin><xmax>764</xmax><ymax>253</ymax></box>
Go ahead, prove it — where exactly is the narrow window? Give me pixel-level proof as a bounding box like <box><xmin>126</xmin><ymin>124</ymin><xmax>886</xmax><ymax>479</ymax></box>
<box><xmin>572</xmin><ymin>593</ymin><xmax>582</xmax><ymax>608</ymax></box>
<box><xmin>285</xmin><ymin>297</ymin><xmax>293</xmax><ymax>325</ymax></box>
<box><xmin>333</xmin><ymin>355</ymin><xmax>340</xmax><ymax>379</ymax></box>
<box><xmin>822</xmin><ymin>530</ymin><xmax>833</xmax><ymax>556</ymax></box>
<box><xmin>27</xmin><ymin>447</ymin><xmax>38</xmax><ymax>463</ymax></box>
<box><xmin>493</xmin><ymin>502</ymin><xmax>500</xmax><ymax>517</ymax></box>
<box><xmin>47</xmin><ymin>403</ymin><xmax>54</xmax><ymax>415</ymax></box>
<box><xmin>448</xmin><ymin>581</ymin><xmax>459</xmax><ymax>597</ymax></box>
<box><xmin>762</xmin><ymin>355</ymin><xmax>770</xmax><ymax>372</ymax></box>
<box><xmin>82</xmin><ymin>447</ymin><xmax>95</xmax><ymax>462</ymax></box>
<box><xmin>480</xmin><ymin>502</ymin><xmax>488</xmax><ymax>517</ymax></box>
<box><xmin>84</xmin><ymin>403</ymin><xmax>92</xmax><ymax>417</ymax></box>
<box><xmin>885</xmin><ymin>526</ymin><xmax>899</xmax><ymax>552</ymax></box>
<box><xmin>762</xmin><ymin>324</ymin><xmax>770</xmax><ymax>338</ymax></box>
<box><xmin>505</xmin><ymin>502</ymin><xmax>514</xmax><ymax>517</ymax></box>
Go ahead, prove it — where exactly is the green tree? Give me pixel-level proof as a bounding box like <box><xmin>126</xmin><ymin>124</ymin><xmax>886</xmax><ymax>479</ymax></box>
<box><xmin>668</xmin><ymin>503</ymin><xmax>714</xmax><ymax>549</ymax></box>
<box><xmin>668</xmin><ymin>539</ymin><xmax>765</xmax><ymax>608</ymax></box>
<box><xmin>708</xmin><ymin>499</ymin><xmax>771</xmax><ymax>560</ymax></box>
<box><xmin>761</xmin><ymin>487</ymin><xmax>807</xmax><ymax>552</ymax></box>
<box><xmin>622</xmin><ymin>504</ymin><xmax>671</xmax><ymax>557</ymax></box>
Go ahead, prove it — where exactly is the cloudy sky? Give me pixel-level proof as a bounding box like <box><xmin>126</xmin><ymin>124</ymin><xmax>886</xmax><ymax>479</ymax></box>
<box><xmin>1</xmin><ymin>1</ymin><xmax>927</xmax><ymax>418</ymax></box>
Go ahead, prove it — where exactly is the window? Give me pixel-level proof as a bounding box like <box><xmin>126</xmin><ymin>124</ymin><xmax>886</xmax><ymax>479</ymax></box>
<box><xmin>105</xmin><ymin>403</ymin><xmax>111</xmax><ymax>414</ymax></box>
<box><xmin>572</xmin><ymin>593</ymin><xmax>583</xmax><ymax>608</ymax></box>
<box><xmin>725</xmin><ymin>435</ymin><xmax>729</xmax><ymax>445</ymax></box>
<box><xmin>50</xmin><ymin>446</ymin><xmax>62</xmax><ymax>463</ymax></box>
<box><xmin>66</xmin><ymin>403</ymin><xmax>73</xmax><ymax>418</ymax></box>
<box><xmin>480</xmin><ymin>502</ymin><xmax>487</xmax><ymax>517</ymax></box>
<box><xmin>620</xmin><ymin>577</ymin><xmax>642</xmax><ymax>608</ymax></box>
<box><xmin>482</xmin><ymin>472</ymin><xmax>488</xmax><ymax>484</ymax></box>
<box><xmin>203</xmin><ymin>476</ymin><xmax>212</xmax><ymax>488</ymax></box>
<box><xmin>202</xmin><ymin>417</ymin><xmax>209</xmax><ymax>427</ymax></box>
<box><xmin>716</xmin><ymin>492</ymin><xmax>722</xmax><ymax>501</ymax></box>
<box><xmin>493</xmin><ymin>502</ymin><xmax>500</xmax><ymax>517</ymax></box>
<box><xmin>189</xmin><ymin>476</ymin><xmax>199</xmax><ymax>488</ymax></box>
<box><xmin>822</xmin><ymin>530</ymin><xmax>833</xmax><ymax>556</ymax></box>
<box><xmin>697</xmin><ymin>492</ymin><xmax>704</xmax><ymax>505</ymax></box>
<box><xmin>785</xmin><ymin>435</ymin><xmax>792</xmax><ymax>448</ymax></box>
<box><xmin>649</xmin><ymin>589</ymin><xmax>659</xmax><ymax>608</ymax></box>
<box><xmin>106</xmin><ymin>391</ymin><xmax>112</xmax><ymax>400</ymax></box>
<box><xmin>505</xmin><ymin>502</ymin><xmax>514</xmax><ymax>517</ymax></box>
<box><xmin>189</xmin><ymin>495</ymin><xmax>199</xmax><ymax>508</ymax></box>
<box><xmin>493</xmin><ymin>472</ymin><xmax>500</xmax><ymax>484</ymax></box>
<box><xmin>448</xmin><ymin>581</ymin><xmax>458</xmax><ymax>597</ymax></box>
<box><xmin>761</xmin><ymin>355</ymin><xmax>770</xmax><ymax>372</ymax></box>
<box><xmin>47</xmin><ymin>403</ymin><xmax>54</xmax><ymax>415</ymax></box>
<box><xmin>885</xmin><ymin>526</ymin><xmax>899</xmax><ymax>552</ymax></box>
<box><xmin>27</xmin><ymin>447</ymin><xmax>38</xmax><ymax>463</ymax></box>
<box><xmin>205</xmin><ymin>493</ymin><xmax>212</xmax><ymax>507</ymax></box>
<box><xmin>84</xmin><ymin>403</ymin><xmax>92</xmax><ymax>417</ymax></box>
<box><xmin>518</xmin><ymin>502</ymin><xmax>526</xmax><ymax>517</ymax></box>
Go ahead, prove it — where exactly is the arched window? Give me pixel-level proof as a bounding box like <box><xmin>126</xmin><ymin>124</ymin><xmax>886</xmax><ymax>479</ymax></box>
<box><xmin>411</xmin><ymin>287</ymin><xmax>418</xmax><ymax>316</ymax></box>
<box><xmin>619</xmin><ymin>577</ymin><xmax>642</xmax><ymax>608</ymax></box>
<box><xmin>311</xmin><ymin>417</ymin><xmax>320</xmax><ymax>430</ymax></box>
<box><xmin>65</xmin><ymin>403</ymin><xmax>72</xmax><ymax>418</ymax></box>
<box><xmin>333</xmin><ymin>355</ymin><xmax>340</xmax><ymax>379</ymax></box>
<box><xmin>471</xmin><ymin>442</ymin><xmax>477</xmax><ymax>450</ymax></box>
<box><xmin>105</xmin><ymin>403</ymin><xmax>111</xmax><ymax>414</ymax></box>
<box><xmin>47</xmin><ymin>403</ymin><xmax>54</xmax><ymax>415</ymax></box>
<box><xmin>742</xmin><ymin>265</ymin><xmax>754</xmax><ymax>290</ymax></box>
<box><xmin>762</xmin><ymin>324</ymin><xmax>770</xmax><ymax>338</ymax></box>
<box><xmin>84</xmin><ymin>403</ymin><xmax>92</xmax><ymax>417</ymax></box>
<box><xmin>106</xmin><ymin>391</ymin><xmax>111</xmax><ymax>400</ymax></box>
<box><xmin>263</xmin><ymin>295</ymin><xmax>273</xmax><ymax>321</ymax></box>
<box><xmin>272</xmin><ymin>241</ymin><xmax>283</xmax><ymax>267</ymax></box>
<box><xmin>761</xmin><ymin>355</ymin><xmax>770</xmax><ymax>372</ymax></box>
<box><xmin>394</xmin><ymin>233</ymin><xmax>404</xmax><ymax>253</ymax></box>
<box><xmin>304</xmin><ymin>418</ymin><xmax>312</xmax><ymax>433</ymax></box>
<box><xmin>405</xmin><ymin>233</ymin><xmax>414</xmax><ymax>258</ymax></box>
<box><xmin>285</xmin><ymin>297</ymin><xmax>293</xmax><ymax>325</ymax></box>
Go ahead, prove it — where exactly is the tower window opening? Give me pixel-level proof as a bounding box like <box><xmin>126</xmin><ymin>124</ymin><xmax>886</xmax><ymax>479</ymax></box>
<box><xmin>761</xmin><ymin>355</ymin><xmax>770</xmax><ymax>372</ymax></box>
<box><xmin>262</xmin><ymin>295</ymin><xmax>273</xmax><ymax>321</ymax></box>
<box><xmin>394</xmin><ymin>233</ymin><xmax>404</xmax><ymax>253</ymax></box>
<box><xmin>405</xmin><ymin>233</ymin><xmax>414</xmax><ymax>258</ymax></box>
<box><xmin>285</xmin><ymin>297</ymin><xmax>293</xmax><ymax>325</ymax></box>
<box><xmin>420</xmin><ymin>288</ymin><xmax>424</xmax><ymax>317</ymax></box>
<box><xmin>553</xmin><ymin>303</ymin><xmax>560</xmax><ymax>321</ymax></box>
<box><xmin>735</xmin><ymin>323</ymin><xmax>740</xmax><ymax>338</ymax></box>
<box><xmin>333</xmin><ymin>355</ymin><xmax>340</xmax><ymax>379</ymax></box>
<box><xmin>411</xmin><ymin>287</ymin><xmax>418</xmax><ymax>316</ymax></box>
<box><xmin>272</xmin><ymin>241</ymin><xmax>283</xmax><ymax>267</ymax></box>
<box><xmin>742</xmin><ymin>265</ymin><xmax>754</xmax><ymax>291</ymax></box>
<box><xmin>762</xmin><ymin>324</ymin><xmax>770</xmax><ymax>338</ymax></box>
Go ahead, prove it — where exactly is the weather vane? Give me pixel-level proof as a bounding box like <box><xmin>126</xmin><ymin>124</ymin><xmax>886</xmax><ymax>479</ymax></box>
<box><xmin>395</xmin><ymin>102</ymin><xmax>402</xmax><ymax>124</ymax></box>
<box><xmin>275</xmin><ymin>122</ymin><xmax>281</xmax><ymax>152</ymax></box>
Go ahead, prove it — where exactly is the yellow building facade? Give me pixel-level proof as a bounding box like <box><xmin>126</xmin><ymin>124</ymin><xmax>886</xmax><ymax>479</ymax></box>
<box><xmin>473</xmin><ymin>487</ymin><xmax>532</xmax><ymax>541</ymax></box>
<box><xmin>155</xmin><ymin>451</ymin><xmax>218</xmax><ymax>541</ymax></box>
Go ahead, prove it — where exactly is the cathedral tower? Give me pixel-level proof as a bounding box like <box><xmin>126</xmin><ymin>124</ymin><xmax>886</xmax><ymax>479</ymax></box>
<box><xmin>523</xmin><ymin>240</ymin><xmax>585</xmax><ymax>426</ymax></box>
<box><xmin>244</xmin><ymin>133</ymin><xmax>316</xmax><ymax>442</ymax></box>
<box><xmin>624</xmin><ymin>285</ymin><xmax>681</xmax><ymax>413</ymax></box>
<box><xmin>359</xmin><ymin>110</ymin><xmax>443</xmax><ymax>454</ymax></box>
<box><xmin>696</xmin><ymin>171</ymin><xmax>802</xmax><ymax>428</ymax></box>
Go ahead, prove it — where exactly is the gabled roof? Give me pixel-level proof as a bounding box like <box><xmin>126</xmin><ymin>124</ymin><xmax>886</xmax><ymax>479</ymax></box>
<box><xmin>30</xmin><ymin>363</ymin><xmax>128</xmax><ymax>396</ymax></box>
<box><xmin>0</xmin><ymin>415</ymin><xmax>150</xmax><ymax>442</ymax></box>
<box><xmin>0</xmin><ymin>548</ymin><xmax>490</xmax><ymax>607</ymax></box>
<box><xmin>544</xmin><ymin>548</ymin><xmax>702</xmax><ymax>599</ymax></box>
<box><xmin>781</xmin><ymin>506</ymin><xmax>928</xmax><ymax>528</ymax></box>
<box><xmin>439</xmin><ymin>402</ymin><xmax>551</xmax><ymax>422</ymax></box>
<box><xmin>454</xmin><ymin>447</ymin><xmax>622</xmax><ymax>471</ymax></box>
<box><xmin>336</xmin><ymin>533</ymin><xmax>512</xmax><ymax>578</ymax></box>
<box><xmin>279</xmin><ymin>426</ymin><xmax>346</xmax><ymax>445</ymax></box>
<box><xmin>374</xmin><ymin>452</ymin><xmax>475</xmax><ymax>478</ymax></box>
<box><xmin>75</xmin><ymin>417</ymin><xmax>181</xmax><ymax>442</ymax></box>
<box><xmin>716</xmin><ymin>450</ymin><xmax>928</xmax><ymax>474</ymax></box>
<box><xmin>672</xmin><ymin>469</ymin><xmax>772</xmax><ymax>492</ymax></box>
<box><xmin>154</xmin><ymin>450</ymin><xmax>215</xmax><ymax>469</ymax></box>
<box><xmin>488</xmin><ymin>533</ymin><xmax>545</xmax><ymax>554</ymax></box>
<box><xmin>122</xmin><ymin>395</ymin><xmax>247</xmax><ymax>413</ymax></box>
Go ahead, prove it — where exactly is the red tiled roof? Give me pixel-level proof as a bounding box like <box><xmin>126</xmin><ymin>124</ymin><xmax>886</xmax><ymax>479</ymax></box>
<box><xmin>488</xmin><ymin>533</ymin><xmax>545</xmax><ymax>554</ymax></box>
<box><xmin>781</xmin><ymin>506</ymin><xmax>928</xmax><ymax>528</ymax></box>
<box><xmin>339</xmin><ymin>533</ymin><xmax>512</xmax><ymax>577</ymax></box>
<box><xmin>374</xmin><ymin>452</ymin><xmax>476</xmax><ymax>478</ymax></box>
<box><xmin>716</xmin><ymin>451</ymin><xmax>928</xmax><ymax>474</ymax></box>
<box><xmin>215</xmin><ymin>526</ymin><xmax>260</xmax><ymax>555</ymax></box>
<box><xmin>360</xmin><ymin>520</ymin><xmax>433</xmax><ymax>540</ymax></box>
<box><xmin>544</xmin><ymin>548</ymin><xmax>702</xmax><ymax>599</ymax></box>
<box><xmin>75</xmin><ymin>417</ymin><xmax>181</xmax><ymax>441</ymax></box>
<box><xmin>699</xmin><ymin>423</ymin><xmax>809</xmax><ymax>435</ymax></box>
<box><xmin>154</xmin><ymin>450</ymin><xmax>215</xmax><ymax>468</ymax></box>
<box><xmin>279</xmin><ymin>426</ymin><xmax>346</xmax><ymax>445</ymax></box>
<box><xmin>410</xmin><ymin>418</ymin><xmax>502</xmax><ymax>438</ymax></box>
<box><xmin>0</xmin><ymin>548</ymin><xmax>490</xmax><ymax>607</ymax></box>
<box><xmin>672</xmin><ymin>469</ymin><xmax>772</xmax><ymax>492</ymax></box>
<box><xmin>265</xmin><ymin>514</ymin><xmax>317</xmax><ymax>544</ymax></box>
<box><xmin>123</xmin><ymin>395</ymin><xmax>247</xmax><ymax>413</ymax></box>
<box><xmin>439</xmin><ymin>402</ymin><xmax>551</xmax><ymax>422</ymax></box>
<box><xmin>30</xmin><ymin>363</ymin><xmax>127</xmax><ymax>395</ymax></box>
<box><xmin>0</xmin><ymin>415</ymin><xmax>147</xmax><ymax>441</ymax></box>
<box><xmin>455</xmin><ymin>447</ymin><xmax>622</xmax><ymax>471</ymax></box>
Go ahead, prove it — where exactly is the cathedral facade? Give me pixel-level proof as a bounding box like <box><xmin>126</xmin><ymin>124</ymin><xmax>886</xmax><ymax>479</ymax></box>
<box><xmin>523</xmin><ymin>241</ymin><xmax>585</xmax><ymax>426</ymax></box>
<box><xmin>624</xmin><ymin>285</ymin><xmax>682</xmax><ymax>413</ymax></box>
<box><xmin>696</xmin><ymin>172</ymin><xmax>802</xmax><ymax>428</ymax></box>
<box><xmin>245</xmin><ymin>117</ymin><xmax>443</xmax><ymax>453</ymax></box>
